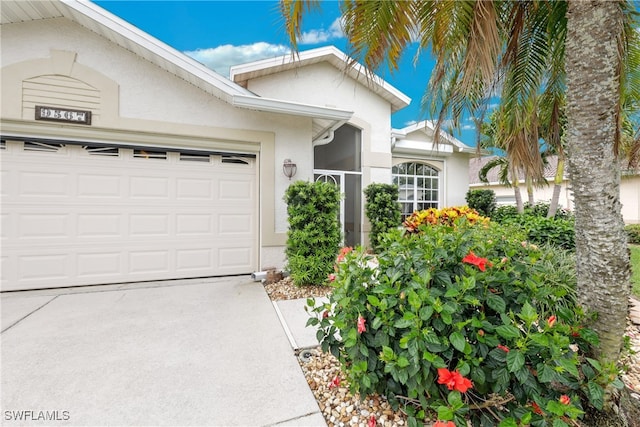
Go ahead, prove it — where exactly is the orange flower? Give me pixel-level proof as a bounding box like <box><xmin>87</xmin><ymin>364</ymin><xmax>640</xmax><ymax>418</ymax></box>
<box><xmin>433</xmin><ymin>421</ymin><xmax>455</xmax><ymax>427</ymax></box>
<box><xmin>357</xmin><ymin>316</ymin><xmax>366</xmax><ymax>334</ymax></box>
<box><xmin>548</xmin><ymin>315</ymin><xmax>557</xmax><ymax>328</ymax></box>
<box><xmin>497</xmin><ymin>344</ymin><xmax>510</xmax><ymax>353</ymax></box>
<box><xmin>462</xmin><ymin>251</ymin><xmax>490</xmax><ymax>272</ymax></box>
<box><xmin>437</xmin><ymin>368</ymin><xmax>473</xmax><ymax>393</ymax></box>
<box><xmin>336</xmin><ymin>246</ymin><xmax>353</xmax><ymax>263</ymax></box>
<box><xmin>559</xmin><ymin>395</ymin><xmax>571</xmax><ymax>405</ymax></box>
<box><xmin>531</xmin><ymin>401</ymin><xmax>544</xmax><ymax>415</ymax></box>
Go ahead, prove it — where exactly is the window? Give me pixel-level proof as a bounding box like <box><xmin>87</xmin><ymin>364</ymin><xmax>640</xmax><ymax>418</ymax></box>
<box><xmin>392</xmin><ymin>162</ymin><xmax>440</xmax><ymax>220</ymax></box>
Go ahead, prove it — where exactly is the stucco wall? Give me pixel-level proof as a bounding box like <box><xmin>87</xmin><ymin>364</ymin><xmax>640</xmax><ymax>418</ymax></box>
<box><xmin>1</xmin><ymin>17</ymin><xmax>318</xmax><ymax>269</ymax></box>
<box><xmin>244</xmin><ymin>62</ymin><xmax>393</xmax><ymax>170</ymax></box>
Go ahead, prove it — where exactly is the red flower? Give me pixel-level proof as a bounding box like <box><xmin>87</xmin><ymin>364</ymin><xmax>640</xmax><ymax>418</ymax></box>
<box><xmin>329</xmin><ymin>375</ymin><xmax>340</xmax><ymax>389</ymax></box>
<box><xmin>497</xmin><ymin>344</ymin><xmax>510</xmax><ymax>353</ymax></box>
<box><xmin>437</xmin><ymin>368</ymin><xmax>473</xmax><ymax>393</ymax></box>
<box><xmin>357</xmin><ymin>316</ymin><xmax>366</xmax><ymax>334</ymax></box>
<box><xmin>367</xmin><ymin>415</ymin><xmax>376</xmax><ymax>427</ymax></box>
<box><xmin>328</xmin><ymin>273</ymin><xmax>336</xmax><ymax>282</ymax></box>
<box><xmin>433</xmin><ymin>421</ymin><xmax>455</xmax><ymax>427</ymax></box>
<box><xmin>531</xmin><ymin>401</ymin><xmax>544</xmax><ymax>415</ymax></box>
<box><xmin>336</xmin><ymin>246</ymin><xmax>353</xmax><ymax>263</ymax></box>
<box><xmin>462</xmin><ymin>251</ymin><xmax>491</xmax><ymax>272</ymax></box>
<box><xmin>547</xmin><ymin>315</ymin><xmax>557</xmax><ymax>328</ymax></box>
<box><xmin>559</xmin><ymin>395</ymin><xmax>571</xmax><ymax>405</ymax></box>
<box><xmin>322</xmin><ymin>310</ymin><xmax>329</xmax><ymax>319</ymax></box>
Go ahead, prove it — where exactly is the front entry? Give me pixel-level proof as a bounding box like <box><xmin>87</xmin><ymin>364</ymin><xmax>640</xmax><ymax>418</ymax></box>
<box><xmin>313</xmin><ymin>124</ymin><xmax>362</xmax><ymax>248</ymax></box>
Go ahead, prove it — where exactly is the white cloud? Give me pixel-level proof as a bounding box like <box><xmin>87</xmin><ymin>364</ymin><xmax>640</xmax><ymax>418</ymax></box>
<box><xmin>185</xmin><ymin>42</ymin><xmax>290</xmax><ymax>77</ymax></box>
<box><xmin>298</xmin><ymin>17</ymin><xmax>344</xmax><ymax>44</ymax></box>
<box><xmin>462</xmin><ymin>124</ymin><xmax>476</xmax><ymax>131</ymax></box>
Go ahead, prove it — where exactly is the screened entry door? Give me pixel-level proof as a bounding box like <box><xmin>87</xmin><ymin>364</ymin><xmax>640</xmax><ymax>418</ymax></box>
<box><xmin>314</xmin><ymin>171</ymin><xmax>361</xmax><ymax>248</ymax></box>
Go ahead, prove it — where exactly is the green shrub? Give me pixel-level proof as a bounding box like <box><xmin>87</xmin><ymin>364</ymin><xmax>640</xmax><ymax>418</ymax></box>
<box><xmin>524</xmin><ymin>202</ymin><xmax>573</xmax><ymax>220</ymax></box>
<box><xmin>364</xmin><ymin>183</ymin><xmax>402</xmax><ymax>251</ymax></box>
<box><xmin>308</xmin><ymin>221</ymin><xmax>618</xmax><ymax>426</ymax></box>
<box><xmin>284</xmin><ymin>181</ymin><xmax>341</xmax><ymax>286</ymax></box>
<box><xmin>466</xmin><ymin>189</ymin><xmax>497</xmax><ymax>217</ymax></box>
<box><xmin>515</xmin><ymin>216</ymin><xmax>575</xmax><ymax>251</ymax></box>
<box><xmin>625</xmin><ymin>224</ymin><xmax>640</xmax><ymax>244</ymax></box>
<box><xmin>491</xmin><ymin>205</ymin><xmax>519</xmax><ymax>223</ymax></box>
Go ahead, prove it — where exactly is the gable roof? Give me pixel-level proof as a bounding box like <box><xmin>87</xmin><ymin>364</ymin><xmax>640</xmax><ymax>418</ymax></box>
<box><xmin>391</xmin><ymin>120</ymin><xmax>476</xmax><ymax>155</ymax></box>
<box><xmin>1</xmin><ymin>0</ymin><xmax>353</xmax><ymax>132</ymax></box>
<box><xmin>230</xmin><ymin>46</ymin><xmax>411</xmax><ymax>113</ymax></box>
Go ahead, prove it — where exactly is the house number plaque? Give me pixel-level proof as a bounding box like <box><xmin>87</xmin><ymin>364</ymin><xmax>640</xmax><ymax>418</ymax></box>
<box><xmin>35</xmin><ymin>106</ymin><xmax>92</xmax><ymax>125</ymax></box>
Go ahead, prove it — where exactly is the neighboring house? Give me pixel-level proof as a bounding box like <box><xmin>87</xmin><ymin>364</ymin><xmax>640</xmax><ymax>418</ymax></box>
<box><xmin>0</xmin><ymin>0</ymin><xmax>474</xmax><ymax>291</ymax></box>
<box><xmin>469</xmin><ymin>155</ymin><xmax>640</xmax><ymax>224</ymax></box>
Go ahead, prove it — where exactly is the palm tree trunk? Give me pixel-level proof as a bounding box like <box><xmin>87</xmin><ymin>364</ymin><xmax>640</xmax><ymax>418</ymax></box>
<box><xmin>525</xmin><ymin>175</ymin><xmax>534</xmax><ymax>206</ymax></box>
<box><xmin>565</xmin><ymin>0</ymin><xmax>630</xmax><ymax>370</ymax></box>
<box><xmin>511</xmin><ymin>165</ymin><xmax>524</xmax><ymax>213</ymax></box>
<box><xmin>547</xmin><ymin>157</ymin><xmax>565</xmax><ymax>218</ymax></box>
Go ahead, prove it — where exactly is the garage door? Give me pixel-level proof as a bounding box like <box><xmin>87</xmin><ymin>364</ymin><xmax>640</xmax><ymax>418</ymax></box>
<box><xmin>1</xmin><ymin>139</ymin><xmax>258</xmax><ymax>291</ymax></box>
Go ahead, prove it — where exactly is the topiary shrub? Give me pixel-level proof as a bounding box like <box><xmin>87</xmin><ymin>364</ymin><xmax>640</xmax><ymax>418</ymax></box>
<box><xmin>466</xmin><ymin>189</ymin><xmax>497</xmax><ymax>217</ymax></box>
<box><xmin>363</xmin><ymin>183</ymin><xmax>402</xmax><ymax>251</ymax></box>
<box><xmin>307</xmin><ymin>219</ymin><xmax>619</xmax><ymax>426</ymax></box>
<box><xmin>284</xmin><ymin>180</ymin><xmax>341</xmax><ymax>286</ymax></box>
<box><xmin>625</xmin><ymin>224</ymin><xmax>640</xmax><ymax>244</ymax></box>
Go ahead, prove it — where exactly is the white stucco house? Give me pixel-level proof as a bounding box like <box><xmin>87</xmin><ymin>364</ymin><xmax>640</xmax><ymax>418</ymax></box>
<box><xmin>469</xmin><ymin>155</ymin><xmax>640</xmax><ymax>224</ymax></box>
<box><xmin>0</xmin><ymin>0</ymin><xmax>474</xmax><ymax>291</ymax></box>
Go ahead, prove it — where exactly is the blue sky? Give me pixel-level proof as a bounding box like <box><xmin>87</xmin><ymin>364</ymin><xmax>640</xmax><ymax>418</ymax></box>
<box><xmin>94</xmin><ymin>0</ymin><xmax>479</xmax><ymax>146</ymax></box>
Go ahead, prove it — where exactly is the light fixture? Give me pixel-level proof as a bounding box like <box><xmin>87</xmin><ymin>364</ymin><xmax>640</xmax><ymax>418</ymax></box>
<box><xmin>283</xmin><ymin>158</ymin><xmax>297</xmax><ymax>180</ymax></box>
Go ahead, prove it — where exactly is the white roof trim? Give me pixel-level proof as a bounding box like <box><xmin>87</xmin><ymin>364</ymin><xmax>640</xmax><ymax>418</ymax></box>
<box><xmin>230</xmin><ymin>46</ymin><xmax>411</xmax><ymax>113</ymax></box>
<box><xmin>3</xmin><ymin>0</ymin><xmax>352</xmax><ymax>122</ymax></box>
<box><xmin>232</xmin><ymin>95</ymin><xmax>353</xmax><ymax>120</ymax></box>
<box><xmin>392</xmin><ymin>120</ymin><xmax>476</xmax><ymax>153</ymax></box>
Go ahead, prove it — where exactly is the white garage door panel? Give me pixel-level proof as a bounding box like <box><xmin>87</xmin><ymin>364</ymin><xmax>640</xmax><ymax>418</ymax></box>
<box><xmin>1</xmin><ymin>140</ymin><xmax>258</xmax><ymax>290</ymax></box>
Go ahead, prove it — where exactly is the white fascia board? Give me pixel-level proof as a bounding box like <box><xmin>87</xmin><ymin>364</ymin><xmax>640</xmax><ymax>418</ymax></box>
<box><xmin>393</xmin><ymin>120</ymin><xmax>476</xmax><ymax>153</ymax></box>
<box><xmin>232</xmin><ymin>95</ymin><xmax>353</xmax><ymax>120</ymax></box>
<box><xmin>392</xmin><ymin>140</ymin><xmax>454</xmax><ymax>156</ymax></box>
<box><xmin>62</xmin><ymin>0</ymin><xmax>252</xmax><ymax>98</ymax></box>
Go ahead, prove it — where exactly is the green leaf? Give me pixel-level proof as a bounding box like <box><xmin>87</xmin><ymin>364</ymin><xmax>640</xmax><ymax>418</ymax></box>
<box><xmin>518</xmin><ymin>301</ymin><xmax>538</xmax><ymax>326</ymax></box>
<box><xmin>394</xmin><ymin>318</ymin><xmax>414</xmax><ymax>328</ymax></box>
<box><xmin>558</xmin><ymin>357</ymin><xmax>579</xmax><ymax>378</ymax></box>
<box><xmin>441</xmin><ymin>311</ymin><xmax>453</xmax><ymax>325</ymax></box>
<box><xmin>450</xmin><ymin>331</ymin><xmax>466</xmax><ymax>352</ymax></box>
<box><xmin>372</xmin><ymin>316</ymin><xmax>382</xmax><ymax>330</ymax></box>
<box><xmin>437</xmin><ymin>406</ymin><xmax>454</xmax><ymax>421</ymax></box>
<box><xmin>487</xmin><ymin>294</ymin><xmax>506</xmax><ymax>313</ymax></box>
<box><xmin>499</xmin><ymin>418</ymin><xmax>518</xmax><ymax>427</ymax></box>
<box><xmin>506</xmin><ymin>350</ymin><xmax>525</xmax><ymax>373</ymax></box>
<box><xmin>447</xmin><ymin>390</ymin><xmax>463</xmax><ymax>408</ymax></box>
<box><xmin>552</xmin><ymin>420</ymin><xmax>569</xmax><ymax>427</ymax></box>
<box><xmin>382</xmin><ymin>346</ymin><xmax>394</xmax><ymax>360</ymax></box>
<box><xmin>537</xmin><ymin>364</ymin><xmax>557</xmax><ymax>383</ymax></box>
<box><xmin>397</xmin><ymin>356</ymin><xmax>410</xmax><ymax>368</ymax></box>
<box><xmin>588</xmin><ymin>381</ymin><xmax>604</xmax><ymax>409</ymax></box>
<box><xmin>367</xmin><ymin>295</ymin><xmax>380</xmax><ymax>307</ymax></box>
<box><xmin>496</xmin><ymin>325</ymin><xmax>520</xmax><ymax>339</ymax></box>
<box><xmin>419</xmin><ymin>305</ymin><xmax>434</xmax><ymax>321</ymax></box>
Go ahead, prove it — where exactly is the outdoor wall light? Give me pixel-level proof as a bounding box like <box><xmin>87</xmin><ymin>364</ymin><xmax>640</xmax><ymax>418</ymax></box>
<box><xmin>283</xmin><ymin>159</ymin><xmax>297</xmax><ymax>180</ymax></box>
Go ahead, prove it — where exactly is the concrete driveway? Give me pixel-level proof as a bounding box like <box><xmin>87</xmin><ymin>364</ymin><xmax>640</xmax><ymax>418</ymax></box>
<box><xmin>1</xmin><ymin>277</ymin><xmax>325</xmax><ymax>426</ymax></box>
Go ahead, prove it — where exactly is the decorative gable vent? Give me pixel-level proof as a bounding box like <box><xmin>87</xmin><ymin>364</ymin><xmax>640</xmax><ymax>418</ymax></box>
<box><xmin>23</xmin><ymin>75</ymin><xmax>99</xmax><ymax>122</ymax></box>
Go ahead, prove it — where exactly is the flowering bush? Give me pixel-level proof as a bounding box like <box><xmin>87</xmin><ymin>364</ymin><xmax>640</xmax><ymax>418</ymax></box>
<box><xmin>307</xmin><ymin>221</ymin><xmax>621</xmax><ymax>426</ymax></box>
<box><xmin>403</xmin><ymin>206</ymin><xmax>489</xmax><ymax>232</ymax></box>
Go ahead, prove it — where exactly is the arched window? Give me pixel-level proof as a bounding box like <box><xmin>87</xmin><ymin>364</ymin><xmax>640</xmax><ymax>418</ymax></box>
<box><xmin>392</xmin><ymin>162</ymin><xmax>440</xmax><ymax>219</ymax></box>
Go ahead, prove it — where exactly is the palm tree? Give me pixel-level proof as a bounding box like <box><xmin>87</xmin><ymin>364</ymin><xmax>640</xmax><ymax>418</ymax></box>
<box><xmin>564</xmin><ymin>0</ymin><xmax>631</xmax><ymax>370</ymax></box>
<box><xmin>281</xmin><ymin>0</ymin><xmax>636</xmax><ymax>364</ymax></box>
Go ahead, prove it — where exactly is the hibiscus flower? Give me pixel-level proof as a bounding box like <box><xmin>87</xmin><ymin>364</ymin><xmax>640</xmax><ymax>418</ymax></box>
<box><xmin>357</xmin><ymin>316</ymin><xmax>366</xmax><ymax>334</ymax></box>
<box><xmin>437</xmin><ymin>368</ymin><xmax>473</xmax><ymax>393</ymax></box>
<box><xmin>462</xmin><ymin>251</ymin><xmax>491</xmax><ymax>272</ymax></box>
